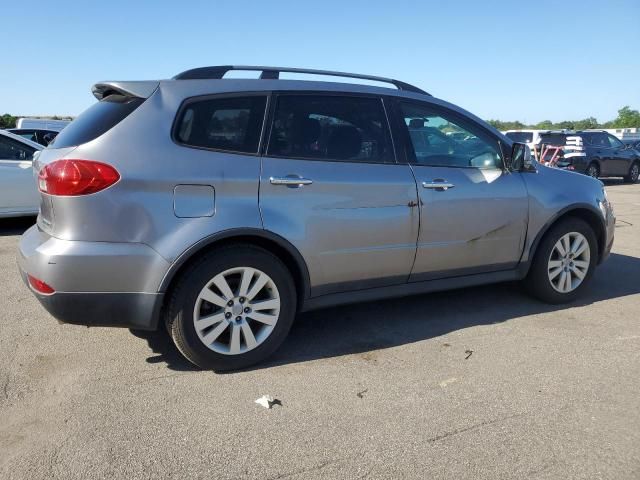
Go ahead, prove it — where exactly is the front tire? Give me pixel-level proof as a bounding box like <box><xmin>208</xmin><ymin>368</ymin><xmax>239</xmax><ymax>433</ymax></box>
<box><xmin>166</xmin><ymin>245</ymin><xmax>296</xmax><ymax>371</ymax></box>
<box><xmin>585</xmin><ymin>163</ymin><xmax>600</xmax><ymax>179</ymax></box>
<box><xmin>524</xmin><ymin>218</ymin><xmax>597</xmax><ymax>304</ymax></box>
<box><xmin>624</xmin><ymin>162</ymin><xmax>639</xmax><ymax>184</ymax></box>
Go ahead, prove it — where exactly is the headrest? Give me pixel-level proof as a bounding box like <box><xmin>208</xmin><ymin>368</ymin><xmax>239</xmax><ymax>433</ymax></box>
<box><xmin>327</xmin><ymin>125</ymin><xmax>362</xmax><ymax>160</ymax></box>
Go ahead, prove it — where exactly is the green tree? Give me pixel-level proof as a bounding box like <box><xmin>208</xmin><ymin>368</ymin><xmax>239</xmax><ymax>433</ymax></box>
<box><xmin>0</xmin><ymin>114</ymin><xmax>17</xmax><ymax>129</ymax></box>
<box><xmin>611</xmin><ymin>106</ymin><xmax>640</xmax><ymax>128</ymax></box>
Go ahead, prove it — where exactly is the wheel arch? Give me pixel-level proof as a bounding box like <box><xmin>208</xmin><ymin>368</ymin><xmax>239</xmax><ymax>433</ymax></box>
<box><xmin>158</xmin><ymin>228</ymin><xmax>311</xmax><ymax>310</ymax></box>
<box><xmin>522</xmin><ymin>204</ymin><xmax>606</xmax><ymax>275</ymax></box>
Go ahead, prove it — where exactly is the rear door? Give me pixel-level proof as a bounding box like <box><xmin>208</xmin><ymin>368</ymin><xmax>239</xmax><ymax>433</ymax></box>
<box><xmin>0</xmin><ymin>135</ymin><xmax>39</xmax><ymax>215</ymax></box>
<box><xmin>393</xmin><ymin>100</ymin><xmax>529</xmax><ymax>280</ymax></box>
<box><xmin>259</xmin><ymin>93</ymin><xmax>419</xmax><ymax>295</ymax></box>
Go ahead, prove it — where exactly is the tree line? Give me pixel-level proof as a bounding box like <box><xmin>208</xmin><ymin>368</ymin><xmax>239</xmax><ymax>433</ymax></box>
<box><xmin>487</xmin><ymin>106</ymin><xmax>640</xmax><ymax>131</ymax></box>
<box><xmin>0</xmin><ymin>114</ymin><xmax>73</xmax><ymax>129</ymax></box>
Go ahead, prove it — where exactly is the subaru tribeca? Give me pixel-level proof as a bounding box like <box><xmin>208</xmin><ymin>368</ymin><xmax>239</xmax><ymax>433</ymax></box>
<box><xmin>18</xmin><ymin>66</ymin><xmax>615</xmax><ymax>370</ymax></box>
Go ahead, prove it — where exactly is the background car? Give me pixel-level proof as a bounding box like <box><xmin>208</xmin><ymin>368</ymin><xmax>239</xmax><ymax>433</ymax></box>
<box><xmin>8</xmin><ymin>128</ymin><xmax>59</xmax><ymax>146</ymax></box>
<box><xmin>0</xmin><ymin>130</ymin><xmax>41</xmax><ymax>217</ymax></box>
<box><xmin>538</xmin><ymin>130</ymin><xmax>640</xmax><ymax>182</ymax></box>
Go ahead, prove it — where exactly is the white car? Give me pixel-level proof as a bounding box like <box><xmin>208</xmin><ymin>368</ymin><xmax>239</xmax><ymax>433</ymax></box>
<box><xmin>0</xmin><ymin>129</ymin><xmax>42</xmax><ymax>217</ymax></box>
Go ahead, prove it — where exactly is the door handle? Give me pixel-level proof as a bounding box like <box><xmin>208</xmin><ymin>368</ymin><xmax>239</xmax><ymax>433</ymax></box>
<box><xmin>269</xmin><ymin>176</ymin><xmax>313</xmax><ymax>187</ymax></box>
<box><xmin>422</xmin><ymin>180</ymin><xmax>455</xmax><ymax>191</ymax></box>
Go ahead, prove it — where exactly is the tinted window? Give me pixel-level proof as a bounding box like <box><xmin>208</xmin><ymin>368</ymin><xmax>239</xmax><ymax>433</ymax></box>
<box><xmin>606</xmin><ymin>134</ymin><xmax>624</xmax><ymax>148</ymax></box>
<box><xmin>52</xmin><ymin>95</ymin><xmax>144</xmax><ymax>148</ymax></box>
<box><xmin>176</xmin><ymin>96</ymin><xmax>267</xmax><ymax>153</ymax></box>
<box><xmin>0</xmin><ymin>136</ymin><xmax>36</xmax><ymax>161</ymax></box>
<box><xmin>267</xmin><ymin>95</ymin><xmax>393</xmax><ymax>163</ymax></box>
<box><xmin>506</xmin><ymin>131</ymin><xmax>533</xmax><ymax>143</ymax></box>
<box><xmin>540</xmin><ymin>134</ymin><xmax>569</xmax><ymax>146</ymax></box>
<box><xmin>400</xmin><ymin>103</ymin><xmax>501</xmax><ymax>169</ymax></box>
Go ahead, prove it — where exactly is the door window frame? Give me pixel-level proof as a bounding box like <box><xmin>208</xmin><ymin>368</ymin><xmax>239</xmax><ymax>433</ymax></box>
<box><xmin>387</xmin><ymin>98</ymin><xmax>507</xmax><ymax>170</ymax></box>
<box><xmin>262</xmin><ymin>91</ymin><xmax>399</xmax><ymax>165</ymax></box>
<box><xmin>0</xmin><ymin>135</ymin><xmax>36</xmax><ymax>162</ymax></box>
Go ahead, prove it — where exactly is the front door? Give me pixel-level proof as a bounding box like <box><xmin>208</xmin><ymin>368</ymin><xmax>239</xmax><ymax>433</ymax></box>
<box><xmin>0</xmin><ymin>135</ymin><xmax>38</xmax><ymax>215</ymax></box>
<box><xmin>260</xmin><ymin>94</ymin><xmax>419</xmax><ymax>295</ymax></box>
<box><xmin>394</xmin><ymin>101</ymin><xmax>529</xmax><ymax>281</ymax></box>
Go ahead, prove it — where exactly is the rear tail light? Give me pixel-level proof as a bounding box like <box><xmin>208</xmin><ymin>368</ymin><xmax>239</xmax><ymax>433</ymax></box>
<box><xmin>28</xmin><ymin>275</ymin><xmax>55</xmax><ymax>295</ymax></box>
<box><xmin>38</xmin><ymin>159</ymin><xmax>120</xmax><ymax>196</ymax></box>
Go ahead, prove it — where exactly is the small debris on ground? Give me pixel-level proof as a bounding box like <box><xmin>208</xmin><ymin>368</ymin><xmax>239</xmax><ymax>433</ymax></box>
<box><xmin>255</xmin><ymin>395</ymin><xmax>282</xmax><ymax>409</ymax></box>
<box><xmin>442</xmin><ymin>343</ymin><xmax>451</xmax><ymax>347</ymax></box>
<box><xmin>465</xmin><ymin>350</ymin><xmax>473</xmax><ymax>359</ymax></box>
<box><xmin>356</xmin><ymin>388</ymin><xmax>368</xmax><ymax>399</ymax></box>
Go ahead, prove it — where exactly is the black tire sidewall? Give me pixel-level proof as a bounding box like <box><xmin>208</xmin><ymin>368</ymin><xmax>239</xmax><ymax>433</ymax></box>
<box><xmin>625</xmin><ymin>162</ymin><xmax>639</xmax><ymax>183</ymax></box>
<box><xmin>525</xmin><ymin>218</ymin><xmax>598</xmax><ymax>304</ymax></box>
<box><xmin>168</xmin><ymin>246</ymin><xmax>296</xmax><ymax>371</ymax></box>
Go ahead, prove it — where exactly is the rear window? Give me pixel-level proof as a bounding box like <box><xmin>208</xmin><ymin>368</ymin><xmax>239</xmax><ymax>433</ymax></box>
<box><xmin>52</xmin><ymin>95</ymin><xmax>144</xmax><ymax>148</ymax></box>
<box><xmin>175</xmin><ymin>96</ymin><xmax>267</xmax><ymax>154</ymax></box>
<box><xmin>506</xmin><ymin>131</ymin><xmax>533</xmax><ymax>143</ymax></box>
<box><xmin>539</xmin><ymin>134</ymin><xmax>570</xmax><ymax>145</ymax></box>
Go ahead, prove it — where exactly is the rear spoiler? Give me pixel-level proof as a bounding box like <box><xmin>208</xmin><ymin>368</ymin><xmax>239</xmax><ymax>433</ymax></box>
<box><xmin>91</xmin><ymin>81</ymin><xmax>159</xmax><ymax>100</ymax></box>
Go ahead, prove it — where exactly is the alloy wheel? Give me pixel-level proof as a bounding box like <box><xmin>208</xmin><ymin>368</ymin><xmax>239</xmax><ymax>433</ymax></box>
<box><xmin>587</xmin><ymin>164</ymin><xmax>599</xmax><ymax>178</ymax></box>
<box><xmin>547</xmin><ymin>232</ymin><xmax>590</xmax><ymax>293</ymax></box>
<box><xmin>192</xmin><ymin>267</ymin><xmax>281</xmax><ymax>355</ymax></box>
<box><xmin>631</xmin><ymin>164</ymin><xmax>639</xmax><ymax>182</ymax></box>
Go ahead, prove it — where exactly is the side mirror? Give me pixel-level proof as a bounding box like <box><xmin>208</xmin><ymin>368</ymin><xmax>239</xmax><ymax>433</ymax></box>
<box><xmin>511</xmin><ymin>142</ymin><xmax>536</xmax><ymax>172</ymax></box>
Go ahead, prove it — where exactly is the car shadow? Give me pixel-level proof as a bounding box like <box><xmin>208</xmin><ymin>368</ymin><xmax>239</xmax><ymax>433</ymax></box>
<box><xmin>0</xmin><ymin>216</ymin><xmax>36</xmax><ymax>236</ymax></box>
<box><xmin>133</xmin><ymin>252</ymin><xmax>640</xmax><ymax>372</ymax></box>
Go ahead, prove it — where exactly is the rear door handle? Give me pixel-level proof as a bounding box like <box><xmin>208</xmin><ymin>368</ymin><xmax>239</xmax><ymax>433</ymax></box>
<box><xmin>422</xmin><ymin>180</ymin><xmax>455</xmax><ymax>191</ymax></box>
<box><xmin>269</xmin><ymin>176</ymin><xmax>313</xmax><ymax>187</ymax></box>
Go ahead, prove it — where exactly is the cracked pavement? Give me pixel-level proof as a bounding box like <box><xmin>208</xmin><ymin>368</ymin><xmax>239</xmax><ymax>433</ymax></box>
<box><xmin>1</xmin><ymin>181</ymin><xmax>639</xmax><ymax>479</ymax></box>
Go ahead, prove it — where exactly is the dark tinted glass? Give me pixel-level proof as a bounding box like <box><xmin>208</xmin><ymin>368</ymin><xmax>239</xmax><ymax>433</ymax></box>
<box><xmin>505</xmin><ymin>131</ymin><xmax>533</xmax><ymax>143</ymax></box>
<box><xmin>52</xmin><ymin>95</ymin><xmax>144</xmax><ymax>148</ymax></box>
<box><xmin>176</xmin><ymin>96</ymin><xmax>267</xmax><ymax>153</ymax></box>
<box><xmin>539</xmin><ymin>134</ymin><xmax>568</xmax><ymax>145</ymax></box>
<box><xmin>0</xmin><ymin>136</ymin><xmax>36</xmax><ymax>160</ymax></box>
<box><xmin>267</xmin><ymin>95</ymin><xmax>393</xmax><ymax>163</ymax></box>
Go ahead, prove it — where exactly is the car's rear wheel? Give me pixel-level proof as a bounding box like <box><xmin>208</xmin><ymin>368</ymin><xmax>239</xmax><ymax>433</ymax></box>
<box><xmin>586</xmin><ymin>163</ymin><xmax>600</xmax><ymax>179</ymax></box>
<box><xmin>624</xmin><ymin>162</ymin><xmax>639</xmax><ymax>183</ymax></box>
<box><xmin>166</xmin><ymin>245</ymin><xmax>296</xmax><ymax>371</ymax></box>
<box><xmin>524</xmin><ymin>218</ymin><xmax>597</xmax><ymax>304</ymax></box>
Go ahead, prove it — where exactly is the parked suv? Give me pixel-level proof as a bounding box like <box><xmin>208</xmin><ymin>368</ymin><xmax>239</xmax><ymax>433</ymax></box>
<box><xmin>18</xmin><ymin>66</ymin><xmax>615</xmax><ymax>370</ymax></box>
<box><xmin>538</xmin><ymin>130</ymin><xmax>640</xmax><ymax>182</ymax></box>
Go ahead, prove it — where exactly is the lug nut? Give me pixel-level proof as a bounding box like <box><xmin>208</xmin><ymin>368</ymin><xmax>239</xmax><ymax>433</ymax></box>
<box><xmin>239</xmin><ymin>297</ymin><xmax>246</xmax><ymax>304</ymax></box>
<box><xmin>235</xmin><ymin>316</ymin><xmax>242</xmax><ymax>322</ymax></box>
<box><xmin>225</xmin><ymin>312</ymin><xmax>232</xmax><ymax>319</ymax></box>
<box><xmin>244</xmin><ymin>307</ymin><xmax>251</xmax><ymax>313</ymax></box>
<box><xmin>227</xmin><ymin>300</ymin><xmax>234</xmax><ymax>307</ymax></box>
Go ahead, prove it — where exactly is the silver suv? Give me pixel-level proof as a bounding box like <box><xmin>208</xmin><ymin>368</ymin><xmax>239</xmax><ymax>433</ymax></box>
<box><xmin>18</xmin><ymin>66</ymin><xmax>615</xmax><ymax>370</ymax></box>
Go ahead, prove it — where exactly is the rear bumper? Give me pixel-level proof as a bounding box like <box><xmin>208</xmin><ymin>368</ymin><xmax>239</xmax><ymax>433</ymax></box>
<box><xmin>18</xmin><ymin>225</ymin><xmax>169</xmax><ymax>330</ymax></box>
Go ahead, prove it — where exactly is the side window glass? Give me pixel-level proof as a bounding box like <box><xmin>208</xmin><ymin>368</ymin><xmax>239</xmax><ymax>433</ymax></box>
<box><xmin>267</xmin><ymin>95</ymin><xmax>393</xmax><ymax>163</ymax></box>
<box><xmin>400</xmin><ymin>103</ymin><xmax>501</xmax><ymax>169</ymax></box>
<box><xmin>607</xmin><ymin>134</ymin><xmax>623</xmax><ymax>149</ymax></box>
<box><xmin>175</xmin><ymin>96</ymin><xmax>267</xmax><ymax>153</ymax></box>
<box><xmin>0</xmin><ymin>137</ymin><xmax>35</xmax><ymax>161</ymax></box>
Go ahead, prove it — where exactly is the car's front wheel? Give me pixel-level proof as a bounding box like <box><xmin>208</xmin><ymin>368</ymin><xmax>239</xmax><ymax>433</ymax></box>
<box><xmin>624</xmin><ymin>162</ymin><xmax>639</xmax><ymax>184</ymax></box>
<box><xmin>524</xmin><ymin>218</ymin><xmax>597</xmax><ymax>304</ymax></box>
<box><xmin>166</xmin><ymin>245</ymin><xmax>296</xmax><ymax>371</ymax></box>
<box><xmin>586</xmin><ymin>163</ymin><xmax>600</xmax><ymax>179</ymax></box>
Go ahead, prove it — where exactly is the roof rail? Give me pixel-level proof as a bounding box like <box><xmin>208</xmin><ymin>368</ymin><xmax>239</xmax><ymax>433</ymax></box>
<box><xmin>172</xmin><ymin>65</ymin><xmax>430</xmax><ymax>96</ymax></box>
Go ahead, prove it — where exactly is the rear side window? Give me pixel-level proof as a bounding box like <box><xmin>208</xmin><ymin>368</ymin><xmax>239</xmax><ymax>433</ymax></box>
<box><xmin>539</xmin><ymin>134</ymin><xmax>568</xmax><ymax>146</ymax></box>
<box><xmin>267</xmin><ymin>95</ymin><xmax>393</xmax><ymax>163</ymax></box>
<box><xmin>0</xmin><ymin>135</ymin><xmax>36</xmax><ymax>161</ymax></box>
<box><xmin>175</xmin><ymin>96</ymin><xmax>267</xmax><ymax>154</ymax></box>
<box><xmin>52</xmin><ymin>95</ymin><xmax>144</xmax><ymax>148</ymax></box>
<box><xmin>506</xmin><ymin>132</ymin><xmax>533</xmax><ymax>143</ymax></box>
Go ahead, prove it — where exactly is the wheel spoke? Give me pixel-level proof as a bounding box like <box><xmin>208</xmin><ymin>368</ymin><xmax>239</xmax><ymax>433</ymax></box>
<box><xmin>574</xmin><ymin>242</ymin><xmax>588</xmax><ymax>257</ymax></box>
<box><xmin>212</xmin><ymin>274</ymin><xmax>235</xmax><ymax>300</ymax></box>
<box><xmin>555</xmin><ymin>240</ymin><xmax>566</xmax><ymax>257</ymax></box>
<box><xmin>200</xmin><ymin>289</ymin><xmax>228</xmax><ymax>308</ymax></box>
<box><xmin>570</xmin><ymin>235</ymin><xmax>584</xmax><ymax>255</ymax></box>
<box><xmin>241</xmin><ymin>322</ymin><xmax>257</xmax><ymax>349</ymax></box>
<box><xmin>245</xmin><ymin>273</ymin><xmax>269</xmax><ymax>301</ymax></box>
<box><xmin>201</xmin><ymin>319</ymin><xmax>229</xmax><ymax>345</ymax></box>
<box><xmin>251</xmin><ymin>298</ymin><xmax>280</xmax><ymax>311</ymax></box>
<box><xmin>549</xmin><ymin>266</ymin><xmax>563</xmax><ymax>280</ymax></box>
<box><xmin>571</xmin><ymin>266</ymin><xmax>586</xmax><ymax>280</ymax></box>
<box><xmin>247</xmin><ymin>311</ymin><xmax>278</xmax><ymax>326</ymax></box>
<box><xmin>558</xmin><ymin>271</ymin><xmax>567</xmax><ymax>291</ymax></box>
<box><xmin>229</xmin><ymin>324</ymin><xmax>241</xmax><ymax>354</ymax></box>
<box><xmin>548</xmin><ymin>260</ymin><xmax>563</xmax><ymax>269</ymax></box>
<box><xmin>238</xmin><ymin>268</ymin><xmax>255</xmax><ymax>297</ymax></box>
<box><xmin>195</xmin><ymin>312</ymin><xmax>226</xmax><ymax>331</ymax></box>
<box><xmin>561</xmin><ymin>236</ymin><xmax>571</xmax><ymax>257</ymax></box>
<box><xmin>564</xmin><ymin>270</ymin><xmax>572</xmax><ymax>291</ymax></box>
<box><xmin>573</xmin><ymin>260</ymin><xmax>589</xmax><ymax>270</ymax></box>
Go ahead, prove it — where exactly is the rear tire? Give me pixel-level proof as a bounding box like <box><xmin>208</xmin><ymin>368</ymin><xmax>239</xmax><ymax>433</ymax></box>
<box><xmin>624</xmin><ymin>162</ymin><xmax>639</xmax><ymax>184</ymax></box>
<box><xmin>524</xmin><ymin>218</ymin><xmax>597</xmax><ymax>304</ymax></box>
<box><xmin>166</xmin><ymin>245</ymin><xmax>296</xmax><ymax>371</ymax></box>
<box><xmin>585</xmin><ymin>163</ymin><xmax>600</xmax><ymax>179</ymax></box>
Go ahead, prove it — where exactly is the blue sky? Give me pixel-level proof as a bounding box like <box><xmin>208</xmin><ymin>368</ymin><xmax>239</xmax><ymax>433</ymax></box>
<box><xmin>2</xmin><ymin>0</ymin><xmax>638</xmax><ymax>123</ymax></box>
